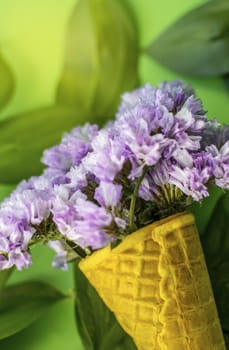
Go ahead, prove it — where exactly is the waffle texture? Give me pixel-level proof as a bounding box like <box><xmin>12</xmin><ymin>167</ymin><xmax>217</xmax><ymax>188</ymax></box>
<box><xmin>79</xmin><ymin>212</ymin><xmax>226</xmax><ymax>350</ymax></box>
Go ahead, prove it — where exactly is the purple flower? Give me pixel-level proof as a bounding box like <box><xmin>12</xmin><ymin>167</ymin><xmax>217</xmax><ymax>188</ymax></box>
<box><xmin>66</xmin><ymin>165</ymin><xmax>88</xmax><ymax>191</ymax></box>
<box><xmin>94</xmin><ymin>182</ymin><xmax>122</xmax><ymax>208</ymax></box>
<box><xmin>167</xmin><ymin>150</ymin><xmax>216</xmax><ymax>201</ymax></box>
<box><xmin>0</xmin><ymin>174</ymin><xmax>54</xmax><ymax>269</ymax></box>
<box><xmin>169</xmin><ymin>166</ymin><xmax>209</xmax><ymax>201</ymax></box>
<box><xmin>48</xmin><ymin>240</ymin><xmax>69</xmax><ymax>270</ymax></box>
<box><xmin>117</xmin><ymin>84</ymin><xmax>156</xmax><ymax>115</ymax></box>
<box><xmin>158</xmin><ymin>80</ymin><xmax>194</xmax><ymax>104</ymax></box>
<box><xmin>138</xmin><ymin>163</ymin><xmax>171</xmax><ymax>202</ymax></box>
<box><xmin>42</xmin><ymin>123</ymin><xmax>98</xmax><ymax>172</ymax></box>
<box><xmin>8</xmin><ymin>249</ymin><xmax>31</xmax><ymax>271</ymax></box>
<box><xmin>83</xmin><ymin>129</ymin><xmax>126</xmax><ymax>181</ymax></box>
<box><xmin>51</xmin><ymin>185</ymin><xmax>82</xmax><ymax>238</ymax></box>
<box><xmin>52</xmin><ymin>183</ymin><xmax>126</xmax><ymax>250</ymax></box>
<box><xmin>0</xmin><ymin>80</ymin><xmax>228</xmax><ymax>271</ymax></box>
<box><xmin>207</xmin><ymin>142</ymin><xmax>229</xmax><ymax>189</ymax></box>
<box><xmin>118</xmin><ymin>80</ymin><xmax>204</xmax><ymax>118</ymax></box>
<box><xmin>114</xmin><ymin>82</ymin><xmax>207</xmax><ymax>180</ymax></box>
<box><xmin>53</xmin><ymin>186</ymin><xmax>114</xmax><ymax>249</ymax></box>
<box><xmin>202</xmin><ymin>119</ymin><xmax>229</xmax><ymax>149</ymax></box>
<box><xmin>115</xmin><ymin>104</ymin><xmax>168</xmax><ymax>178</ymax></box>
<box><xmin>74</xmin><ymin>197</ymin><xmax>114</xmax><ymax>249</ymax></box>
<box><xmin>138</xmin><ymin>149</ymin><xmax>216</xmax><ymax>203</ymax></box>
<box><xmin>2</xmin><ymin>182</ymin><xmax>52</xmax><ymax>226</ymax></box>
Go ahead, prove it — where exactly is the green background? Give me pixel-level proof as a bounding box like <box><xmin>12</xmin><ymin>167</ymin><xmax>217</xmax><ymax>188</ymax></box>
<box><xmin>0</xmin><ymin>0</ymin><xmax>228</xmax><ymax>349</ymax></box>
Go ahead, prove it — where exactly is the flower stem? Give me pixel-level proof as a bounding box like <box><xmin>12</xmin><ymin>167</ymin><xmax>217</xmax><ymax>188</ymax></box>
<box><xmin>65</xmin><ymin>239</ymin><xmax>87</xmax><ymax>258</ymax></box>
<box><xmin>129</xmin><ymin>167</ymin><xmax>148</xmax><ymax>231</ymax></box>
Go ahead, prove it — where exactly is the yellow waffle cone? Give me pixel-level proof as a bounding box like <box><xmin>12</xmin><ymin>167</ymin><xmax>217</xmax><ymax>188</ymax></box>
<box><xmin>79</xmin><ymin>212</ymin><xmax>226</xmax><ymax>350</ymax></box>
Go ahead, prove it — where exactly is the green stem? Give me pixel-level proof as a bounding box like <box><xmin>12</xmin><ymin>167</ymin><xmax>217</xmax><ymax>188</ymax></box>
<box><xmin>30</xmin><ymin>218</ymin><xmax>88</xmax><ymax>259</ymax></box>
<box><xmin>65</xmin><ymin>239</ymin><xmax>88</xmax><ymax>259</ymax></box>
<box><xmin>129</xmin><ymin>167</ymin><xmax>148</xmax><ymax>231</ymax></box>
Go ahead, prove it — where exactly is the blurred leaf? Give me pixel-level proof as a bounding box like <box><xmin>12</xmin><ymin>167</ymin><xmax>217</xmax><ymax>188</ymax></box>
<box><xmin>0</xmin><ymin>53</ymin><xmax>14</xmax><ymax>110</ymax></box>
<box><xmin>223</xmin><ymin>73</ymin><xmax>229</xmax><ymax>93</ymax></box>
<box><xmin>190</xmin><ymin>186</ymin><xmax>224</xmax><ymax>236</ymax></box>
<box><xmin>224</xmin><ymin>333</ymin><xmax>229</xmax><ymax>349</ymax></box>
<box><xmin>57</xmin><ymin>0</ymin><xmax>138</xmax><ymax>118</ymax></box>
<box><xmin>201</xmin><ymin>192</ymin><xmax>229</xmax><ymax>343</ymax></box>
<box><xmin>0</xmin><ymin>105</ymin><xmax>93</xmax><ymax>183</ymax></box>
<box><xmin>0</xmin><ymin>268</ymin><xmax>13</xmax><ymax>292</ymax></box>
<box><xmin>74</xmin><ymin>262</ymin><xmax>137</xmax><ymax>350</ymax></box>
<box><xmin>0</xmin><ymin>281</ymin><xmax>66</xmax><ymax>339</ymax></box>
<box><xmin>147</xmin><ymin>0</ymin><xmax>229</xmax><ymax>77</ymax></box>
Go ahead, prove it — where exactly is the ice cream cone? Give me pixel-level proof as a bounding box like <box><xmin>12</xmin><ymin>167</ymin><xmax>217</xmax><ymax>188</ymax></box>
<box><xmin>79</xmin><ymin>212</ymin><xmax>226</xmax><ymax>350</ymax></box>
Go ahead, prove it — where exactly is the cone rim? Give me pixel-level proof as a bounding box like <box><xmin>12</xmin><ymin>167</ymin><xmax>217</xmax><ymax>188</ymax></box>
<box><xmin>79</xmin><ymin>211</ymin><xmax>195</xmax><ymax>271</ymax></box>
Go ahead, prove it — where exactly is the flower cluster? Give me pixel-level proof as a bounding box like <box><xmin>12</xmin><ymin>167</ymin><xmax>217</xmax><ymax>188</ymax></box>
<box><xmin>0</xmin><ymin>81</ymin><xmax>228</xmax><ymax>270</ymax></box>
<box><xmin>0</xmin><ymin>176</ymin><xmax>53</xmax><ymax>269</ymax></box>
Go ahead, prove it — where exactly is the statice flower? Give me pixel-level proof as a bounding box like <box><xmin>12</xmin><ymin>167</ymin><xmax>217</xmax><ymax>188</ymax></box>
<box><xmin>94</xmin><ymin>181</ymin><xmax>122</xmax><ymax>208</ymax></box>
<box><xmin>118</xmin><ymin>84</ymin><xmax>156</xmax><ymax>114</ymax></box>
<box><xmin>114</xmin><ymin>81</ymin><xmax>206</xmax><ymax>179</ymax></box>
<box><xmin>48</xmin><ymin>240</ymin><xmax>69</xmax><ymax>270</ymax></box>
<box><xmin>201</xmin><ymin>119</ymin><xmax>229</xmax><ymax>149</ymax></box>
<box><xmin>0</xmin><ymin>80</ymin><xmax>228</xmax><ymax>271</ymax></box>
<box><xmin>0</xmin><ymin>174</ymin><xmax>54</xmax><ymax>269</ymax></box>
<box><xmin>206</xmin><ymin>142</ymin><xmax>229</xmax><ymax>189</ymax></box>
<box><xmin>52</xmin><ymin>181</ymin><xmax>126</xmax><ymax>250</ymax></box>
<box><xmin>200</xmin><ymin>120</ymin><xmax>229</xmax><ymax>189</ymax></box>
<box><xmin>72</xmin><ymin>197</ymin><xmax>114</xmax><ymax>249</ymax></box>
<box><xmin>118</xmin><ymin>80</ymin><xmax>204</xmax><ymax>120</ymax></box>
<box><xmin>42</xmin><ymin>123</ymin><xmax>98</xmax><ymax>173</ymax></box>
<box><xmin>48</xmin><ymin>240</ymin><xmax>80</xmax><ymax>270</ymax></box>
<box><xmin>82</xmin><ymin>129</ymin><xmax>127</xmax><ymax>181</ymax></box>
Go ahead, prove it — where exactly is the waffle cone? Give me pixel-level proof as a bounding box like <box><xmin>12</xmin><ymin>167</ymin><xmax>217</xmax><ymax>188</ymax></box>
<box><xmin>79</xmin><ymin>212</ymin><xmax>226</xmax><ymax>350</ymax></box>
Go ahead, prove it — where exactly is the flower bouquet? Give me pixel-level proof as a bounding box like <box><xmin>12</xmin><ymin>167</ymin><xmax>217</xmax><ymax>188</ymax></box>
<box><xmin>0</xmin><ymin>81</ymin><xmax>228</xmax><ymax>349</ymax></box>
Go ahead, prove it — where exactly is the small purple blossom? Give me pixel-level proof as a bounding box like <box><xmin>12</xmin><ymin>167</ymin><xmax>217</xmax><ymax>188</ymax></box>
<box><xmin>169</xmin><ymin>167</ymin><xmax>209</xmax><ymax>201</ymax></box>
<box><xmin>66</xmin><ymin>166</ymin><xmax>88</xmax><ymax>191</ymax></box>
<box><xmin>94</xmin><ymin>182</ymin><xmax>122</xmax><ymax>208</ymax></box>
<box><xmin>52</xmin><ymin>182</ymin><xmax>126</xmax><ymax>251</ymax></box>
<box><xmin>48</xmin><ymin>240</ymin><xmax>69</xmax><ymax>270</ymax></box>
<box><xmin>8</xmin><ymin>249</ymin><xmax>32</xmax><ymax>270</ymax></box>
<box><xmin>115</xmin><ymin>105</ymin><xmax>168</xmax><ymax>178</ymax></box>
<box><xmin>51</xmin><ymin>185</ymin><xmax>81</xmax><ymax>238</ymax></box>
<box><xmin>207</xmin><ymin>142</ymin><xmax>229</xmax><ymax>189</ymax></box>
<box><xmin>138</xmin><ymin>163</ymin><xmax>170</xmax><ymax>202</ymax></box>
<box><xmin>201</xmin><ymin>119</ymin><xmax>229</xmax><ymax>149</ymax></box>
<box><xmin>83</xmin><ymin>129</ymin><xmax>126</xmax><ymax>181</ymax></box>
<box><xmin>42</xmin><ymin>123</ymin><xmax>98</xmax><ymax>172</ymax></box>
<box><xmin>0</xmin><ymin>174</ymin><xmax>54</xmax><ymax>270</ymax></box>
<box><xmin>52</xmin><ymin>186</ymin><xmax>114</xmax><ymax>249</ymax></box>
<box><xmin>73</xmin><ymin>197</ymin><xmax>114</xmax><ymax>249</ymax></box>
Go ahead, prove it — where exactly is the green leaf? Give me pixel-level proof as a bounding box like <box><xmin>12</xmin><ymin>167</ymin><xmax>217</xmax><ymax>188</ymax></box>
<box><xmin>201</xmin><ymin>192</ymin><xmax>229</xmax><ymax>344</ymax></box>
<box><xmin>0</xmin><ymin>105</ymin><xmax>91</xmax><ymax>183</ymax></box>
<box><xmin>147</xmin><ymin>0</ymin><xmax>229</xmax><ymax>77</ymax></box>
<box><xmin>74</xmin><ymin>262</ymin><xmax>137</xmax><ymax>350</ymax></box>
<box><xmin>0</xmin><ymin>53</ymin><xmax>14</xmax><ymax>110</ymax></box>
<box><xmin>0</xmin><ymin>268</ymin><xmax>13</xmax><ymax>292</ymax></box>
<box><xmin>57</xmin><ymin>0</ymin><xmax>138</xmax><ymax>118</ymax></box>
<box><xmin>223</xmin><ymin>73</ymin><xmax>229</xmax><ymax>93</ymax></box>
<box><xmin>224</xmin><ymin>333</ymin><xmax>229</xmax><ymax>348</ymax></box>
<box><xmin>0</xmin><ymin>281</ymin><xmax>66</xmax><ymax>339</ymax></box>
